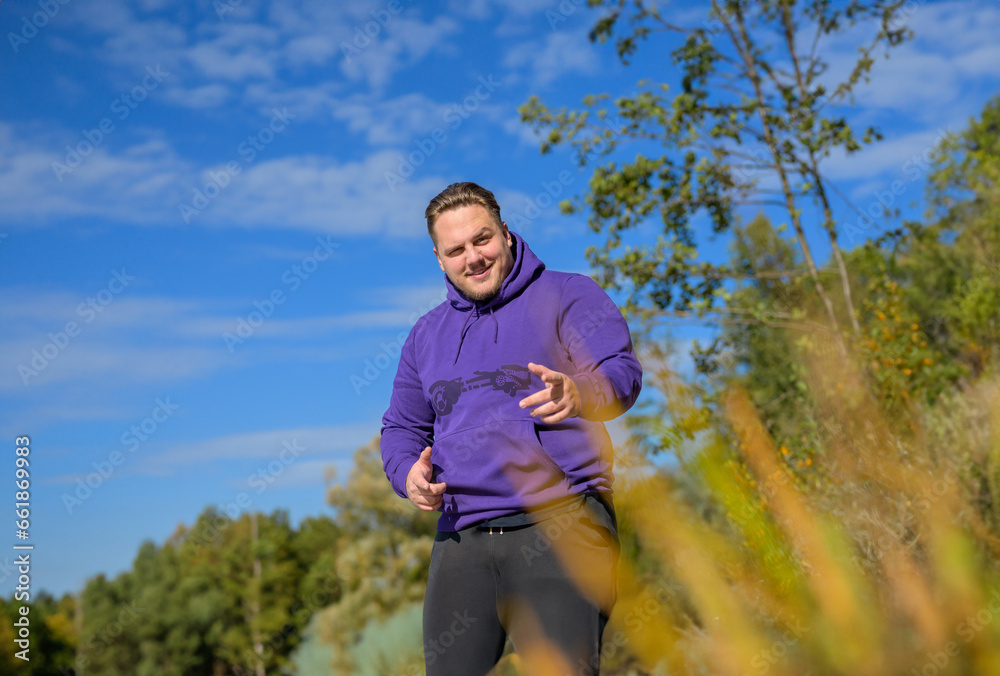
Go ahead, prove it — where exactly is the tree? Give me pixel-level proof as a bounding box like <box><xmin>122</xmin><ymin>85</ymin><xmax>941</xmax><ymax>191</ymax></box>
<box><xmin>912</xmin><ymin>95</ymin><xmax>1000</xmax><ymax>374</ymax></box>
<box><xmin>0</xmin><ymin>592</ymin><xmax>77</xmax><ymax>675</ymax></box>
<box><xmin>71</xmin><ymin>508</ymin><xmax>337</xmax><ymax>676</ymax></box>
<box><xmin>521</xmin><ymin>0</ymin><xmax>913</xmax><ymax>356</ymax></box>
<box><xmin>315</xmin><ymin>437</ymin><xmax>438</xmax><ymax>675</ymax></box>
<box><xmin>704</xmin><ymin>214</ymin><xmax>820</xmax><ymax>444</ymax></box>
<box><xmin>77</xmin><ymin>572</ymin><xmax>143</xmax><ymax>674</ymax></box>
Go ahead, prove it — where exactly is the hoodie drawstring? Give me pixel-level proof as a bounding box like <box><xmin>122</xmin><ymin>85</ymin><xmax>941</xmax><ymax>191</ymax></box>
<box><xmin>454</xmin><ymin>309</ymin><xmax>475</xmax><ymax>365</ymax></box>
<box><xmin>452</xmin><ymin>305</ymin><xmax>500</xmax><ymax>365</ymax></box>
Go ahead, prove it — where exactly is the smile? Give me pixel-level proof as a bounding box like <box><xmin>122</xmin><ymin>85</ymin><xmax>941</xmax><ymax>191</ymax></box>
<box><xmin>468</xmin><ymin>265</ymin><xmax>492</xmax><ymax>280</ymax></box>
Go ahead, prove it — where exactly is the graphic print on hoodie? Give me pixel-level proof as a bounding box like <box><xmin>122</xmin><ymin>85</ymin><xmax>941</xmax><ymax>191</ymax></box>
<box><xmin>428</xmin><ymin>365</ymin><xmax>533</xmax><ymax>416</ymax></box>
<box><xmin>380</xmin><ymin>232</ymin><xmax>643</xmax><ymax>531</ymax></box>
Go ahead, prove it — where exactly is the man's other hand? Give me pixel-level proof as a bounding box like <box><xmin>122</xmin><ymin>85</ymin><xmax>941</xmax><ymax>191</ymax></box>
<box><xmin>406</xmin><ymin>446</ymin><xmax>447</xmax><ymax>511</ymax></box>
<box><xmin>519</xmin><ymin>362</ymin><xmax>582</xmax><ymax>424</ymax></box>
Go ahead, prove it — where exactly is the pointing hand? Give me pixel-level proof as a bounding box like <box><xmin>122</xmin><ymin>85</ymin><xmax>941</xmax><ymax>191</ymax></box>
<box><xmin>518</xmin><ymin>362</ymin><xmax>582</xmax><ymax>424</ymax></box>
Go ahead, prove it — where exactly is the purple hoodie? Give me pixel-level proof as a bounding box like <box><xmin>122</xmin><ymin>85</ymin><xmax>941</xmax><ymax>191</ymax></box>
<box><xmin>380</xmin><ymin>232</ymin><xmax>642</xmax><ymax>531</ymax></box>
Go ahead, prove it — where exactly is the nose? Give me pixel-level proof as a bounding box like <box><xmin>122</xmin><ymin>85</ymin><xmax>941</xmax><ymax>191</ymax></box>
<box><xmin>465</xmin><ymin>247</ymin><xmax>485</xmax><ymax>269</ymax></box>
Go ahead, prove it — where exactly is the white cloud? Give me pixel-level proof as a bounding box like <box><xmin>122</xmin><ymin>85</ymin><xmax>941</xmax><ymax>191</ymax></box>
<box><xmin>0</xmin><ymin>123</ymin><xmax>455</xmax><ymax>235</ymax></box>
<box><xmin>136</xmin><ymin>0</ymin><xmax>172</xmax><ymax>11</ymax></box>
<box><xmin>449</xmin><ymin>0</ymin><xmax>493</xmax><ymax>21</ymax></box>
<box><xmin>360</xmin><ymin>283</ymin><xmax>447</xmax><ymax>312</ymax></box>
<box><xmin>243</xmin><ymin>80</ymin><xmax>345</xmax><ymax>119</ymax></box>
<box><xmin>1</xmin><ymin>340</ymin><xmax>224</xmax><ymax>391</ymax></box>
<box><xmin>500</xmin><ymin>113</ymin><xmax>549</xmax><ymax>148</ymax></box>
<box><xmin>43</xmin><ymin>424</ymin><xmax>376</xmax><ymax>487</ymax></box>
<box><xmin>903</xmin><ymin>1</ymin><xmax>1000</xmax><ymax>52</ymax></box>
<box><xmin>285</xmin><ymin>34</ymin><xmax>341</xmax><ymax>66</ymax></box>
<box><xmin>0</xmin><ymin>290</ymin><xmax>223</xmax><ymax>391</ymax></box>
<box><xmin>259</xmin><ymin>458</ymin><xmax>351</xmax><ymax>489</ymax></box>
<box><xmin>813</xmin><ymin>1</ymin><xmax>999</xmax><ymax>122</ymax></box>
<box><xmin>954</xmin><ymin>43</ymin><xmax>1000</xmax><ymax>77</ymax></box>
<box><xmin>493</xmin><ymin>0</ymin><xmax>553</xmax><ymax>37</ymax></box>
<box><xmin>184</xmin><ymin>47</ymin><xmax>274</xmax><ymax>82</ymax></box>
<box><xmin>0</xmin><ymin>278</ymin><xmax>451</xmax><ymax>393</ymax></box>
<box><xmin>0</xmin><ymin>125</ymin><xmax>190</xmax><ymax>225</ymax></box>
<box><xmin>193</xmin><ymin>150</ymin><xmax>450</xmax><ymax>234</ymax></box>
<box><xmin>856</xmin><ymin>51</ymin><xmax>960</xmax><ymax>114</ymax></box>
<box><xmin>144</xmin><ymin>423</ymin><xmax>375</xmax><ymax>468</ymax></box>
<box><xmin>330</xmin><ymin>92</ymin><xmax>448</xmax><ymax>145</ymax></box>
<box><xmin>504</xmin><ymin>27</ymin><xmax>600</xmax><ymax>88</ymax></box>
<box><xmin>339</xmin><ymin>16</ymin><xmax>462</xmax><ymax>90</ymax></box>
<box><xmin>164</xmin><ymin>83</ymin><xmax>231</xmax><ymax>108</ymax></box>
<box><xmin>57</xmin><ymin>0</ymin><xmax>462</xmax><ymax>100</ymax></box>
<box><xmin>818</xmin><ymin>126</ymin><xmax>953</xmax><ymax>185</ymax></box>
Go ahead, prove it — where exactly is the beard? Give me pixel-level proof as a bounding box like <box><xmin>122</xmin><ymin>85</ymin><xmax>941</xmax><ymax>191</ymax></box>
<box><xmin>450</xmin><ymin>259</ymin><xmax>511</xmax><ymax>303</ymax></box>
<box><xmin>463</xmin><ymin>273</ymin><xmax>504</xmax><ymax>302</ymax></box>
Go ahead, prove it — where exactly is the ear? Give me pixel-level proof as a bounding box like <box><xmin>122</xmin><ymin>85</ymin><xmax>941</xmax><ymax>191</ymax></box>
<box><xmin>433</xmin><ymin>246</ymin><xmax>444</xmax><ymax>272</ymax></box>
<box><xmin>502</xmin><ymin>222</ymin><xmax>512</xmax><ymax>246</ymax></box>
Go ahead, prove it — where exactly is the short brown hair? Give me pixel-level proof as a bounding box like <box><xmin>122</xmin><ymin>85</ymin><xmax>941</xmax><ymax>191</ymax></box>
<box><xmin>425</xmin><ymin>182</ymin><xmax>503</xmax><ymax>240</ymax></box>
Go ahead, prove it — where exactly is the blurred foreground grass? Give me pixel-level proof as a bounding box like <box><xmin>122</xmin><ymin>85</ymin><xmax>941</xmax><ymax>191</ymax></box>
<box><xmin>509</xmin><ymin>338</ymin><xmax>1000</xmax><ymax>676</ymax></box>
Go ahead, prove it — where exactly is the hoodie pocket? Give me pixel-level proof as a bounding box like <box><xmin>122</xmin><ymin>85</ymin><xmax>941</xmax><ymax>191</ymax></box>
<box><xmin>530</xmin><ymin>422</ymin><xmax>569</xmax><ymax>479</ymax></box>
<box><xmin>434</xmin><ymin>418</ymin><xmax>568</xmax><ymax>497</ymax></box>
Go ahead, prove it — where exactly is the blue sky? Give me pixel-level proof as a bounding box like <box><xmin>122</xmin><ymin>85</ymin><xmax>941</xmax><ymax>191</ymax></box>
<box><xmin>1</xmin><ymin>0</ymin><xmax>998</xmax><ymax>598</ymax></box>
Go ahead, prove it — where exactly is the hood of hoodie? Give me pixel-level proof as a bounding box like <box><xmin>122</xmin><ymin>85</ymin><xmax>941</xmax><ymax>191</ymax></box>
<box><xmin>444</xmin><ymin>231</ymin><xmax>544</xmax><ymax>363</ymax></box>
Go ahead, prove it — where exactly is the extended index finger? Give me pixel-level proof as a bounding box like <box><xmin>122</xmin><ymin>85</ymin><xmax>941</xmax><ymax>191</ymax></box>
<box><xmin>519</xmin><ymin>386</ymin><xmax>555</xmax><ymax>409</ymax></box>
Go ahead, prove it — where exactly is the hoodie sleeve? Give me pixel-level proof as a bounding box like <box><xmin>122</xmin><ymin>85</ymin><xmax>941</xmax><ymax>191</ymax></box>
<box><xmin>380</xmin><ymin>326</ymin><xmax>434</xmax><ymax>499</ymax></box>
<box><xmin>557</xmin><ymin>275</ymin><xmax>643</xmax><ymax>422</ymax></box>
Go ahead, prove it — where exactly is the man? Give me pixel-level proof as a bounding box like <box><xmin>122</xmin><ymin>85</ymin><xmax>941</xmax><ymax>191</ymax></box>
<box><xmin>381</xmin><ymin>182</ymin><xmax>642</xmax><ymax>675</ymax></box>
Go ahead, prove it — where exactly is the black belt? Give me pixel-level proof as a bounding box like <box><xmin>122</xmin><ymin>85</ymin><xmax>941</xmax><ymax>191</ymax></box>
<box><xmin>474</xmin><ymin>492</ymin><xmax>610</xmax><ymax>532</ymax></box>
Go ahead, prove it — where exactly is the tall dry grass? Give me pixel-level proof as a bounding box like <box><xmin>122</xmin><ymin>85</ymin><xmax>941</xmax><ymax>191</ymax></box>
<box><xmin>517</xmin><ymin>337</ymin><xmax>1000</xmax><ymax>676</ymax></box>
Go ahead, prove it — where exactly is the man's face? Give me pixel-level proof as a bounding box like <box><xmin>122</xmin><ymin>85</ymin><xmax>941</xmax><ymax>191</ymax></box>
<box><xmin>433</xmin><ymin>204</ymin><xmax>514</xmax><ymax>303</ymax></box>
